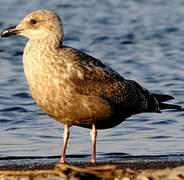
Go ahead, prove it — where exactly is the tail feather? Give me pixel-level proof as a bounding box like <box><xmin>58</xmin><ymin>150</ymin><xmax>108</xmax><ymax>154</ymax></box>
<box><xmin>159</xmin><ymin>102</ymin><xmax>182</xmax><ymax>110</ymax></box>
<box><xmin>152</xmin><ymin>93</ymin><xmax>174</xmax><ymax>102</ymax></box>
<box><xmin>153</xmin><ymin>93</ymin><xmax>182</xmax><ymax>110</ymax></box>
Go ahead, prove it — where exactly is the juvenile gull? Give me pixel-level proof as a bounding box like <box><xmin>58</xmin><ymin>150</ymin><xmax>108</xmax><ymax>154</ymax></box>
<box><xmin>1</xmin><ymin>10</ymin><xmax>182</xmax><ymax>163</ymax></box>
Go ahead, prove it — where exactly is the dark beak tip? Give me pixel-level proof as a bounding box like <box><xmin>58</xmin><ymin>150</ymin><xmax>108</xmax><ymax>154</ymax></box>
<box><xmin>1</xmin><ymin>26</ymin><xmax>18</xmax><ymax>38</ymax></box>
<box><xmin>1</xmin><ymin>30</ymin><xmax>10</xmax><ymax>38</ymax></box>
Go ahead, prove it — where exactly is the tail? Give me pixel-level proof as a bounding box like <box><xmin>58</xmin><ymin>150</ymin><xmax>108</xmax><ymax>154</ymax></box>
<box><xmin>153</xmin><ymin>93</ymin><xmax>182</xmax><ymax>110</ymax></box>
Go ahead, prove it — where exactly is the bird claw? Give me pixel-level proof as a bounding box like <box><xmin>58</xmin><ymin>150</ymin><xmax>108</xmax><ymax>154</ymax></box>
<box><xmin>90</xmin><ymin>158</ymin><xmax>96</xmax><ymax>163</ymax></box>
<box><xmin>60</xmin><ymin>157</ymin><xmax>66</xmax><ymax>163</ymax></box>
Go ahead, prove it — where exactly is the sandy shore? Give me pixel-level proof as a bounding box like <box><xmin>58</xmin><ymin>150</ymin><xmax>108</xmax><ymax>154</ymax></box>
<box><xmin>0</xmin><ymin>160</ymin><xmax>184</xmax><ymax>171</ymax></box>
<box><xmin>0</xmin><ymin>160</ymin><xmax>184</xmax><ymax>179</ymax></box>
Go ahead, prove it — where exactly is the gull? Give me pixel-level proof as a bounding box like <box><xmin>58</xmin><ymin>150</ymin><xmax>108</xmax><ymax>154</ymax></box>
<box><xmin>1</xmin><ymin>9</ymin><xmax>181</xmax><ymax>163</ymax></box>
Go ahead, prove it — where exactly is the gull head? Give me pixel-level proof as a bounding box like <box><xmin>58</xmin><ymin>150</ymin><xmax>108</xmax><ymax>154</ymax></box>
<box><xmin>1</xmin><ymin>10</ymin><xmax>63</xmax><ymax>42</ymax></box>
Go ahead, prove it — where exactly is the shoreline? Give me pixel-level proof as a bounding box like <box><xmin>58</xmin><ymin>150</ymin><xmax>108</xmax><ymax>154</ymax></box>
<box><xmin>0</xmin><ymin>159</ymin><xmax>184</xmax><ymax>171</ymax></box>
<box><xmin>0</xmin><ymin>160</ymin><xmax>184</xmax><ymax>179</ymax></box>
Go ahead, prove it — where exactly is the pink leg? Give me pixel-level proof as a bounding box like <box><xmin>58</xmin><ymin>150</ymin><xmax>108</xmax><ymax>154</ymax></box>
<box><xmin>60</xmin><ymin>124</ymin><xmax>70</xmax><ymax>163</ymax></box>
<box><xmin>90</xmin><ymin>124</ymin><xmax>97</xmax><ymax>163</ymax></box>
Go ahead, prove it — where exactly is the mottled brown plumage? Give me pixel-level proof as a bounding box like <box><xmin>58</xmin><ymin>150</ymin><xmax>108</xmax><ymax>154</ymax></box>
<box><xmin>1</xmin><ymin>10</ymin><xmax>181</xmax><ymax>163</ymax></box>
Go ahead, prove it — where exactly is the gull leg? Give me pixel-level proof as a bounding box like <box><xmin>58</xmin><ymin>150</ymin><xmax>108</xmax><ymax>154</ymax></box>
<box><xmin>90</xmin><ymin>124</ymin><xmax>97</xmax><ymax>163</ymax></box>
<box><xmin>60</xmin><ymin>124</ymin><xmax>70</xmax><ymax>163</ymax></box>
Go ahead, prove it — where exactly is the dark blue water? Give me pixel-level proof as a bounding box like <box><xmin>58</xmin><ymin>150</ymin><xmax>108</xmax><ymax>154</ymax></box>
<box><xmin>0</xmin><ymin>0</ymin><xmax>184</xmax><ymax>163</ymax></box>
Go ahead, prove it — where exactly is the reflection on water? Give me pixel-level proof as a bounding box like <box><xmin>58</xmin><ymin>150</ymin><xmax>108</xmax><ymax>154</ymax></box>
<box><xmin>0</xmin><ymin>0</ymin><xmax>184</xmax><ymax>162</ymax></box>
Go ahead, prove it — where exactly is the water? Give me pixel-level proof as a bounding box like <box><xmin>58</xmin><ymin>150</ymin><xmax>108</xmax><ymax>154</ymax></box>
<box><xmin>0</xmin><ymin>0</ymin><xmax>184</xmax><ymax>162</ymax></box>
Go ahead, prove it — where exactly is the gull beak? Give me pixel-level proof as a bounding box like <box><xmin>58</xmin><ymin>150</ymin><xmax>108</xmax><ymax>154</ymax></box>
<box><xmin>1</xmin><ymin>26</ymin><xmax>22</xmax><ymax>38</ymax></box>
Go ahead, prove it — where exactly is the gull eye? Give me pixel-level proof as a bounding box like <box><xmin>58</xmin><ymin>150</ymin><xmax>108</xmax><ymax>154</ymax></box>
<box><xmin>30</xmin><ymin>19</ymin><xmax>37</xmax><ymax>25</ymax></box>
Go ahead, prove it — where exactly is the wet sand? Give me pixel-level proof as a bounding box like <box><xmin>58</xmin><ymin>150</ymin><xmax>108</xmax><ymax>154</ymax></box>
<box><xmin>0</xmin><ymin>160</ymin><xmax>184</xmax><ymax>179</ymax></box>
<box><xmin>0</xmin><ymin>160</ymin><xmax>184</xmax><ymax>171</ymax></box>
